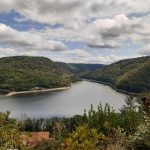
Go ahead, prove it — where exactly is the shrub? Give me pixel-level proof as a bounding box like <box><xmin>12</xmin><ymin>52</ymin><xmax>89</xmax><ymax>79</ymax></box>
<box><xmin>0</xmin><ymin>112</ymin><xmax>29</xmax><ymax>150</ymax></box>
<box><xmin>62</xmin><ymin>124</ymin><xmax>109</xmax><ymax>150</ymax></box>
<box><xmin>127</xmin><ymin>117</ymin><xmax>150</xmax><ymax>150</ymax></box>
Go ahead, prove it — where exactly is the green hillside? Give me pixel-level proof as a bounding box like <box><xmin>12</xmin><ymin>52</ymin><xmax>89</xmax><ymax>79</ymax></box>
<box><xmin>70</xmin><ymin>63</ymin><xmax>104</xmax><ymax>73</ymax></box>
<box><xmin>57</xmin><ymin>62</ymin><xmax>104</xmax><ymax>74</ymax></box>
<box><xmin>83</xmin><ymin>56</ymin><xmax>150</xmax><ymax>93</ymax></box>
<box><xmin>0</xmin><ymin>56</ymin><xmax>78</xmax><ymax>92</ymax></box>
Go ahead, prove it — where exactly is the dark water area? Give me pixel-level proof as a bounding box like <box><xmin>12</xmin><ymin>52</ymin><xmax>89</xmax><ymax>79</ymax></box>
<box><xmin>0</xmin><ymin>81</ymin><xmax>127</xmax><ymax>119</ymax></box>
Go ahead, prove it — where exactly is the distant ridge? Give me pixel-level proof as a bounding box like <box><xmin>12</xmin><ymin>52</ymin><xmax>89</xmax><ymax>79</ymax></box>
<box><xmin>57</xmin><ymin>62</ymin><xmax>105</xmax><ymax>74</ymax></box>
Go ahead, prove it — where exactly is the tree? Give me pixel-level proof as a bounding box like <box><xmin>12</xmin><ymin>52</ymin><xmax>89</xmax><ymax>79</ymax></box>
<box><xmin>127</xmin><ymin>118</ymin><xmax>150</xmax><ymax>150</ymax></box>
<box><xmin>62</xmin><ymin>124</ymin><xmax>109</xmax><ymax>150</ymax></box>
<box><xmin>0</xmin><ymin>112</ymin><xmax>29</xmax><ymax>150</ymax></box>
<box><xmin>120</xmin><ymin>96</ymin><xmax>143</xmax><ymax>134</ymax></box>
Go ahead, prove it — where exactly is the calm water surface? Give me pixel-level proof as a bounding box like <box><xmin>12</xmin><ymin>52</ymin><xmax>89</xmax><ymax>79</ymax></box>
<box><xmin>0</xmin><ymin>81</ymin><xmax>127</xmax><ymax>118</ymax></box>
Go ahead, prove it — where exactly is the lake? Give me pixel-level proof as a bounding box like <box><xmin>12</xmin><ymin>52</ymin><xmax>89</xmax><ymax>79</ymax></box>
<box><xmin>0</xmin><ymin>81</ymin><xmax>127</xmax><ymax>119</ymax></box>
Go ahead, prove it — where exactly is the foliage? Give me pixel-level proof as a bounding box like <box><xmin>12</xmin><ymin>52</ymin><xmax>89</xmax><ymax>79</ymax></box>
<box><xmin>21</xmin><ymin>115</ymin><xmax>87</xmax><ymax>134</ymax></box>
<box><xmin>32</xmin><ymin>125</ymin><xmax>127</xmax><ymax>150</ymax></box>
<box><xmin>127</xmin><ymin>117</ymin><xmax>150</xmax><ymax>150</ymax></box>
<box><xmin>32</xmin><ymin>139</ymin><xmax>61</xmax><ymax>150</ymax></box>
<box><xmin>87</xmin><ymin>103</ymin><xmax>121</xmax><ymax>135</ymax></box>
<box><xmin>126</xmin><ymin>94</ymin><xmax>150</xmax><ymax>150</ymax></box>
<box><xmin>106</xmin><ymin>127</ymin><xmax>126</xmax><ymax>150</ymax></box>
<box><xmin>86</xmin><ymin>96</ymin><xmax>143</xmax><ymax>135</ymax></box>
<box><xmin>0</xmin><ymin>56</ymin><xmax>80</xmax><ymax>92</ymax></box>
<box><xmin>119</xmin><ymin>96</ymin><xmax>143</xmax><ymax>134</ymax></box>
<box><xmin>62</xmin><ymin>124</ymin><xmax>109</xmax><ymax>150</ymax></box>
<box><xmin>0</xmin><ymin>111</ymin><xmax>29</xmax><ymax>150</ymax></box>
<box><xmin>84</xmin><ymin>56</ymin><xmax>150</xmax><ymax>93</ymax></box>
<box><xmin>32</xmin><ymin>140</ymin><xmax>55</xmax><ymax>150</ymax></box>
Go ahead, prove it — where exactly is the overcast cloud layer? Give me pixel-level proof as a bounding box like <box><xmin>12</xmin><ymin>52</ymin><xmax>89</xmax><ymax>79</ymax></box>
<box><xmin>0</xmin><ymin>0</ymin><xmax>149</xmax><ymax>64</ymax></box>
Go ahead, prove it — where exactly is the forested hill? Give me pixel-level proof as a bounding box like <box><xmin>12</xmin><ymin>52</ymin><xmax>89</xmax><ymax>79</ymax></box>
<box><xmin>0</xmin><ymin>56</ymin><xmax>77</xmax><ymax>92</ymax></box>
<box><xmin>83</xmin><ymin>56</ymin><xmax>150</xmax><ymax>93</ymax></box>
<box><xmin>57</xmin><ymin>62</ymin><xmax>104</xmax><ymax>74</ymax></box>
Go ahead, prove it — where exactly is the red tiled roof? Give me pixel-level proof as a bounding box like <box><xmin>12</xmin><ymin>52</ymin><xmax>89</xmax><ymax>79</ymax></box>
<box><xmin>27</xmin><ymin>132</ymin><xmax>49</xmax><ymax>146</ymax></box>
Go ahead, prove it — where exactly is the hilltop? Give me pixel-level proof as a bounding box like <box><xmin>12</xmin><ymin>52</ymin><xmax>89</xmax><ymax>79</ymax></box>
<box><xmin>0</xmin><ymin>56</ymin><xmax>76</xmax><ymax>92</ymax></box>
<box><xmin>83</xmin><ymin>56</ymin><xmax>150</xmax><ymax>93</ymax></box>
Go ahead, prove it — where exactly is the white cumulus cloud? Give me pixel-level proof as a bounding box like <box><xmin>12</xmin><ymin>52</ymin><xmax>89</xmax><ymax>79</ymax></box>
<box><xmin>0</xmin><ymin>23</ymin><xmax>67</xmax><ymax>51</ymax></box>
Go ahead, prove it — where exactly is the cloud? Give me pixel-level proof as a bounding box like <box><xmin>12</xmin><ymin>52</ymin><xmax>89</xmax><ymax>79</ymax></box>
<box><xmin>0</xmin><ymin>47</ymin><xmax>17</xmax><ymax>57</ymax></box>
<box><xmin>64</xmin><ymin>49</ymin><xmax>90</xmax><ymax>58</ymax></box>
<box><xmin>0</xmin><ymin>46</ymin><xmax>135</xmax><ymax>64</ymax></box>
<box><xmin>1</xmin><ymin>1</ymin><xmax>149</xmax><ymax>51</ymax></box>
<box><xmin>85</xmin><ymin>14</ymin><xmax>142</xmax><ymax>48</ymax></box>
<box><xmin>31</xmin><ymin>14</ymin><xmax>150</xmax><ymax>50</ymax></box>
<box><xmin>0</xmin><ymin>0</ymin><xmax>150</xmax><ymax>63</ymax></box>
<box><xmin>51</xmin><ymin>49</ymin><xmax>91</xmax><ymax>62</ymax></box>
<box><xmin>50</xmin><ymin>48</ymin><xmax>133</xmax><ymax>64</ymax></box>
<box><xmin>138</xmin><ymin>44</ymin><xmax>150</xmax><ymax>56</ymax></box>
<box><xmin>0</xmin><ymin>23</ymin><xmax>67</xmax><ymax>51</ymax></box>
<box><xmin>51</xmin><ymin>53</ymin><xmax>132</xmax><ymax>64</ymax></box>
<box><xmin>0</xmin><ymin>0</ymin><xmax>150</xmax><ymax>26</ymax></box>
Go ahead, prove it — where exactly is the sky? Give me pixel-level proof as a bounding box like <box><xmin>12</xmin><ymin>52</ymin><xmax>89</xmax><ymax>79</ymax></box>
<box><xmin>0</xmin><ymin>0</ymin><xmax>150</xmax><ymax>64</ymax></box>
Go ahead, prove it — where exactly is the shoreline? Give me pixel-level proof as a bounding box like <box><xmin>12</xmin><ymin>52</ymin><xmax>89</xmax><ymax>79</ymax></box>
<box><xmin>2</xmin><ymin>79</ymin><xmax>139</xmax><ymax>96</ymax></box>
<box><xmin>6</xmin><ymin>87</ymin><xmax>71</xmax><ymax>96</ymax></box>
<box><xmin>82</xmin><ymin>79</ymin><xmax>138</xmax><ymax>96</ymax></box>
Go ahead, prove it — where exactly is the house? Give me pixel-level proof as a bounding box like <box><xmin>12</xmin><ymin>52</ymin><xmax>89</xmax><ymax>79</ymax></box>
<box><xmin>27</xmin><ymin>132</ymin><xmax>49</xmax><ymax>146</ymax></box>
